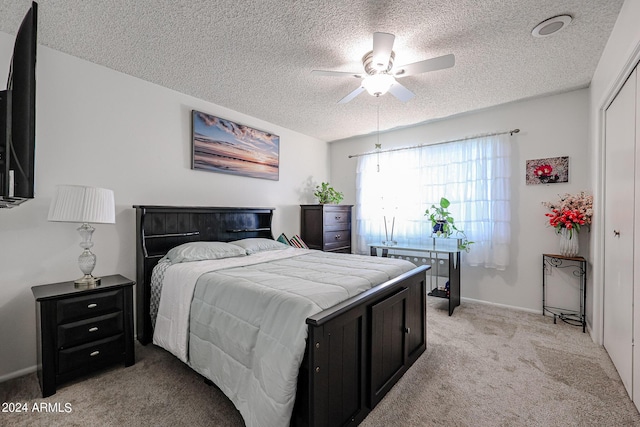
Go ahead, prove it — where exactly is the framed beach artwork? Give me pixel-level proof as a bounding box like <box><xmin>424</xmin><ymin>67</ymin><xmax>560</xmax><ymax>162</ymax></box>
<box><xmin>192</xmin><ymin>111</ymin><xmax>280</xmax><ymax>181</ymax></box>
<box><xmin>526</xmin><ymin>156</ymin><xmax>569</xmax><ymax>185</ymax></box>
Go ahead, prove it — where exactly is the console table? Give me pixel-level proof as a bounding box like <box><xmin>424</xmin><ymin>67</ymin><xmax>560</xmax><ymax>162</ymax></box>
<box><xmin>370</xmin><ymin>239</ymin><xmax>461</xmax><ymax>315</ymax></box>
<box><xmin>542</xmin><ymin>254</ymin><xmax>586</xmax><ymax>333</ymax></box>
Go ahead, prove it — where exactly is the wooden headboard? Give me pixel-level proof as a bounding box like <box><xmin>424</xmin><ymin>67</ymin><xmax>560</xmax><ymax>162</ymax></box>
<box><xmin>133</xmin><ymin>205</ymin><xmax>275</xmax><ymax>344</ymax></box>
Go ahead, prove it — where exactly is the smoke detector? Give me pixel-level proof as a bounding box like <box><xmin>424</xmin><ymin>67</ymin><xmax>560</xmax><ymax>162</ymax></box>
<box><xmin>532</xmin><ymin>15</ymin><xmax>572</xmax><ymax>38</ymax></box>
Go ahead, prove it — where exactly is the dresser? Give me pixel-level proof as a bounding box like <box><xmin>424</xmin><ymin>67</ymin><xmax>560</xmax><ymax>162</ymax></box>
<box><xmin>31</xmin><ymin>274</ymin><xmax>135</xmax><ymax>397</ymax></box>
<box><xmin>300</xmin><ymin>204</ymin><xmax>353</xmax><ymax>253</ymax></box>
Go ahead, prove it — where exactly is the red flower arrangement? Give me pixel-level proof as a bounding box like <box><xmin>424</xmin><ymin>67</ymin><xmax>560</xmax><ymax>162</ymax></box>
<box><xmin>542</xmin><ymin>191</ymin><xmax>593</xmax><ymax>238</ymax></box>
<box><xmin>545</xmin><ymin>209</ymin><xmax>586</xmax><ymax>237</ymax></box>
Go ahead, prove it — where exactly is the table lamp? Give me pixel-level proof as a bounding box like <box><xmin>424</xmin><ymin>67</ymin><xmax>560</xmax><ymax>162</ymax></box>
<box><xmin>48</xmin><ymin>185</ymin><xmax>115</xmax><ymax>287</ymax></box>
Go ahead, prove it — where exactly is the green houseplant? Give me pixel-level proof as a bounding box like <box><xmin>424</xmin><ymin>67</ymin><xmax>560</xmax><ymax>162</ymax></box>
<box><xmin>425</xmin><ymin>197</ymin><xmax>474</xmax><ymax>252</ymax></box>
<box><xmin>314</xmin><ymin>182</ymin><xmax>344</xmax><ymax>204</ymax></box>
<box><xmin>425</xmin><ymin>197</ymin><xmax>455</xmax><ymax>237</ymax></box>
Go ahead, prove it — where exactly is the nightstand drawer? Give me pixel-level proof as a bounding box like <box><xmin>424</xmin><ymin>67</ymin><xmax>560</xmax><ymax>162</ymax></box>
<box><xmin>57</xmin><ymin>312</ymin><xmax>123</xmax><ymax>349</ymax></box>
<box><xmin>58</xmin><ymin>334</ymin><xmax>124</xmax><ymax>374</ymax></box>
<box><xmin>57</xmin><ymin>290</ymin><xmax>122</xmax><ymax>323</ymax></box>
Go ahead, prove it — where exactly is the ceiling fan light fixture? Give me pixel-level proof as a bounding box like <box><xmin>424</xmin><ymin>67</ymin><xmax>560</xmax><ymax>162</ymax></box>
<box><xmin>362</xmin><ymin>73</ymin><xmax>396</xmax><ymax>97</ymax></box>
<box><xmin>313</xmin><ymin>32</ymin><xmax>454</xmax><ymax>104</ymax></box>
<box><xmin>532</xmin><ymin>15</ymin><xmax>572</xmax><ymax>38</ymax></box>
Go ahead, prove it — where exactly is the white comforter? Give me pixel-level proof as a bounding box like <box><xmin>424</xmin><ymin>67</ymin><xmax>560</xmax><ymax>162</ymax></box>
<box><xmin>153</xmin><ymin>247</ymin><xmax>415</xmax><ymax>427</ymax></box>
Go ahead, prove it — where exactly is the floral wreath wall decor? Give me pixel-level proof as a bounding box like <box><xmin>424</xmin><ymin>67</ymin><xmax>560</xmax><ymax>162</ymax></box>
<box><xmin>525</xmin><ymin>156</ymin><xmax>569</xmax><ymax>185</ymax></box>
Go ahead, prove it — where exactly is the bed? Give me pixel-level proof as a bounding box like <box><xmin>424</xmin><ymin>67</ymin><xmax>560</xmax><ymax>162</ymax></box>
<box><xmin>134</xmin><ymin>205</ymin><xmax>429</xmax><ymax>427</ymax></box>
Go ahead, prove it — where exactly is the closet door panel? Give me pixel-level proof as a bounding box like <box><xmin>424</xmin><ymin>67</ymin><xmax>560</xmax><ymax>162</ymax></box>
<box><xmin>604</xmin><ymin>68</ymin><xmax>636</xmax><ymax>397</ymax></box>
<box><xmin>634</xmin><ymin>68</ymin><xmax>640</xmax><ymax>411</ymax></box>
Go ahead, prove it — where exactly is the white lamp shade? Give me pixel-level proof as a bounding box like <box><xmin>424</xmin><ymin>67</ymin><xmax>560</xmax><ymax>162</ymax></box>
<box><xmin>48</xmin><ymin>185</ymin><xmax>116</xmax><ymax>224</ymax></box>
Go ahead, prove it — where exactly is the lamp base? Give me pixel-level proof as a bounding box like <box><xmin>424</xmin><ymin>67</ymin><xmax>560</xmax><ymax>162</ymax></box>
<box><xmin>74</xmin><ymin>275</ymin><xmax>101</xmax><ymax>288</ymax></box>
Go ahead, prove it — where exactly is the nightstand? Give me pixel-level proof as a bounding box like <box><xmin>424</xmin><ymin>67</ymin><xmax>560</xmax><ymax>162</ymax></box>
<box><xmin>31</xmin><ymin>274</ymin><xmax>135</xmax><ymax>397</ymax></box>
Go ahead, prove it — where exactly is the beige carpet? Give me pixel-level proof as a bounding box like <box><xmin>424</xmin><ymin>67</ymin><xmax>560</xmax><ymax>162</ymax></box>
<box><xmin>2</xmin><ymin>297</ymin><xmax>639</xmax><ymax>426</ymax></box>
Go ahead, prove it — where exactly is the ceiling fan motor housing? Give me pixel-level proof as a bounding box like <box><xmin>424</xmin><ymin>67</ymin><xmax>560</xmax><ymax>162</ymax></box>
<box><xmin>363</xmin><ymin>50</ymin><xmax>395</xmax><ymax>75</ymax></box>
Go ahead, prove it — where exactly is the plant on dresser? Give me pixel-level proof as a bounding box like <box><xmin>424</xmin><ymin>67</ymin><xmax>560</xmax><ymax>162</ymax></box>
<box><xmin>31</xmin><ymin>275</ymin><xmax>135</xmax><ymax>397</ymax></box>
<box><xmin>313</xmin><ymin>182</ymin><xmax>344</xmax><ymax>204</ymax></box>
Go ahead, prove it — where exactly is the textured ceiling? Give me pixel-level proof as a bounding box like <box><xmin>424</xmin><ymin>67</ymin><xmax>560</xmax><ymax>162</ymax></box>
<box><xmin>0</xmin><ymin>0</ymin><xmax>625</xmax><ymax>142</ymax></box>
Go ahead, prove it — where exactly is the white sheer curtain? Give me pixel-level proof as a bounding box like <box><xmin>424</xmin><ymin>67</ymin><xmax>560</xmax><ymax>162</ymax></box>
<box><xmin>355</xmin><ymin>133</ymin><xmax>511</xmax><ymax>270</ymax></box>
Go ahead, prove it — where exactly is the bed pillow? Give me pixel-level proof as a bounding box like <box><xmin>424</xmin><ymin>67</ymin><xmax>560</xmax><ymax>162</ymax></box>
<box><xmin>276</xmin><ymin>233</ymin><xmax>291</xmax><ymax>246</ymax></box>
<box><xmin>229</xmin><ymin>238</ymin><xmax>290</xmax><ymax>254</ymax></box>
<box><xmin>289</xmin><ymin>234</ymin><xmax>309</xmax><ymax>249</ymax></box>
<box><xmin>165</xmin><ymin>241</ymin><xmax>247</xmax><ymax>264</ymax></box>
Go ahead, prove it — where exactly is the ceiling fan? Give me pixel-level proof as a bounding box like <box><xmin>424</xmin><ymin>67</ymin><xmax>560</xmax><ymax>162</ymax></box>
<box><xmin>312</xmin><ymin>32</ymin><xmax>455</xmax><ymax>104</ymax></box>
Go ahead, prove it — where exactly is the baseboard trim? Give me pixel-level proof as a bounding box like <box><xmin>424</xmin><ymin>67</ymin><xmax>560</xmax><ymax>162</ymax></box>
<box><xmin>0</xmin><ymin>365</ymin><xmax>37</xmax><ymax>383</ymax></box>
<box><xmin>460</xmin><ymin>297</ymin><xmax>541</xmax><ymax>315</ymax></box>
<box><xmin>461</xmin><ymin>297</ymin><xmax>596</xmax><ymax>340</ymax></box>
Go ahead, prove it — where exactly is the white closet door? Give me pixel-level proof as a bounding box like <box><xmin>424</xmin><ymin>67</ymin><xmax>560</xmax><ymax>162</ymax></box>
<box><xmin>634</xmin><ymin>69</ymin><xmax>640</xmax><ymax>411</ymax></box>
<box><xmin>604</xmin><ymin>68</ymin><xmax>636</xmax><ymax>398</ymax></box>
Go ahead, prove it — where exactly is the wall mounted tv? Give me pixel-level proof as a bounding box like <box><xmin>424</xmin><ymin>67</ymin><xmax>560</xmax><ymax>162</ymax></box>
<box><xmin>0</xmin><ymin>1</ymin><xmax>37</xmax><ymax>208</ymax></box>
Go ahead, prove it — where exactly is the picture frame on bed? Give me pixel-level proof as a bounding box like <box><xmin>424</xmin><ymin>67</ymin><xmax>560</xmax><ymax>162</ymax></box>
<box><xmin>192</xmin><ymin>110</ymin><xmax>280</xmax><ymax>181</ymax></box>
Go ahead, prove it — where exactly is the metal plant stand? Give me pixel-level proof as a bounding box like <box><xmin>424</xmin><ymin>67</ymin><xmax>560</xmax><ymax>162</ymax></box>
<box><xmin>542</xmin><ymin>254</ymin><xmax>587</xmax><ymax>333</ymax></box>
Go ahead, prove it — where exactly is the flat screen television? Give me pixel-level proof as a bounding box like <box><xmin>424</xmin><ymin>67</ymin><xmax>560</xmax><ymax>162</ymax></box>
<box><xmin>0</xmin><ymin>1</ymin><xmax>37</xmax><ymax>208</ymax></box>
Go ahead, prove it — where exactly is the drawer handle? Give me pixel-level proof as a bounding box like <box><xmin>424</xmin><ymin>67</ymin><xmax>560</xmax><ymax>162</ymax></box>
<box><xmin>335</xmin><ymin>234</ymin><xmax>341</xmax><ymax>239</ymax></box>
<box><xmin>89</xmin><ymin>327</ymin><xmax>99</xmax><ymax>332</ymax></box>
<box><xmin>87</xmin><ymin>303</ymin><xmax>98</xmax><ymax>309</ymax></box>
<box><xmin>335</xmin><ymin>215</ymin><xmax>341</xmax><ymax>220</ymax></box>
<box><xmin>90</xmin><ymin>351</ymin><xmax>100</xmax><ymax>357</ymax></box>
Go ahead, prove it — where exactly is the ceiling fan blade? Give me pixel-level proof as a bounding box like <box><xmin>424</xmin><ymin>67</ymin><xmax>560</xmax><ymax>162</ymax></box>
<box><xmin>337</xmin><ymin>86</ymin><xmax>366</xmax><ymax>104</ymax></box>
<box><xmin>311</xmin><ymin>69</ymin><xmax>363</xmax><ymax>78</ymax></box>
<box><xmin>388</xmin><ymin>81</ymin><xmax>415</xmax><ymax>102</ymax></box>
<box><xmin>372</xmin><ymin>32</ymin><xmax>395</xmax><ymax>71</ymax></box>
<box><xmin>394</xmin><ymin>53</ymin><xmax>455</xmax><ymax>78</ymax></box>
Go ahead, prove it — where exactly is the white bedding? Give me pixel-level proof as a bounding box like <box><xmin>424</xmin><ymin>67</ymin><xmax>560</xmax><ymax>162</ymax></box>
<box><xmin>153</xmin><ymin>248</ymin><xmax>306</xmax><ymax>362</ymax></box>
<box><xmin>153</xmin><ymin>247</ymin><xmax>416</xmax><ymax>427</ymax></box>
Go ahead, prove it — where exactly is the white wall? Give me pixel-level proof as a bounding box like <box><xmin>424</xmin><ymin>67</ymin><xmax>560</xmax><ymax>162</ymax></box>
<box><xmin>0</xmin><ymin>35</ymin><xmax>329</xmax><ymax>380</ymax></box>
<box><xmin>589</xmin><ymin>0</ymin><xmax>640</xmax><ymax>345</ymax></box>
<box><xmin>330</xmin><ymin>89</ymin><xmax>590</xmax><ymax>315</ymax></box>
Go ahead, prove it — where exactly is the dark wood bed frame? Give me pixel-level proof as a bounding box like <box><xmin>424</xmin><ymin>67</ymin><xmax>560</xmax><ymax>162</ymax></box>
<box><xmin>134</xmin><ymin>205</ymin><xmax>429</xmax><ymax>427</ymax></box>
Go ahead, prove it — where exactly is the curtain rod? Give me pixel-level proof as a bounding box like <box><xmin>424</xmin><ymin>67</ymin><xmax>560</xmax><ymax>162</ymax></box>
<box><xmin>347</xmin><ymin>128</ymin><xmax>520</xmax><ymax>159</ymax></box>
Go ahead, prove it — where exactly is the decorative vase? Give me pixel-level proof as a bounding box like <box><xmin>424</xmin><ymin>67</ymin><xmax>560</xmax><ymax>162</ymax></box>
<box><xmin>559</xmin><ymin>228</ymin><xmax>579</xmax><ymax>257</ymax></box>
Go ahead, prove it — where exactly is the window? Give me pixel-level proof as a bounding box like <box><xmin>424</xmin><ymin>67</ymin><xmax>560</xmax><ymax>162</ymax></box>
<box><xmin>355</xmin><ymin>133</ymin><xmax>511</xmax><ymax>270</ymax></box>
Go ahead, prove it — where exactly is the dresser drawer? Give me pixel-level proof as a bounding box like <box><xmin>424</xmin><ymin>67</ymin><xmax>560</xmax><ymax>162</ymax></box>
<box><xmin>324</xmin><ymin>230</ymin><xmax>351</xmax><ymax>251</ymax></box>
<box><xmin>323</xmin><ymin>210</ymin><xmax>351</xmax><ymax>229</ymax></box>
<box><xmin>58</xmin><ymin>334</ymin><xmax>124</xmax><ymax>375</ymax></box>
<box><xmin>57</xmin><ymin>290</ymin><xmax>122</xmax><ymax>324</ymax></box>
<box><xmin>57</xmin><ymin>312</ymin><xmax>123</xmax><ymax>349</ymax></box>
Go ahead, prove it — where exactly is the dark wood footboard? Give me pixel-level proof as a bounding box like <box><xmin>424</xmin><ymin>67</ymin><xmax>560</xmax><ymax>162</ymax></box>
<box><xmin>134</xmin><ymin>205</ymin><xmax>428</xmax><ymax>427</ymax></box>
<box><xmin>293</xmin><ymin>265</ymin><xmax>428</xmax><ymax>427</ymax></box>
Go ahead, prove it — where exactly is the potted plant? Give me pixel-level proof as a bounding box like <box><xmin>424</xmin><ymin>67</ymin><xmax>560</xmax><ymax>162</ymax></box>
<box><xmin>425</xmin><ymin>197</ymin><xmax>455</xmax><ymax>236</ymax></box>
<box><xmin>313</xmin><ymin>182</ymin><xmax>344</xmax><ymax>204</ymax></box>
<box><xmin>425</xmin><ymin>197</ymin><xmax>474</xmax><ymax>252</ymax></box>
